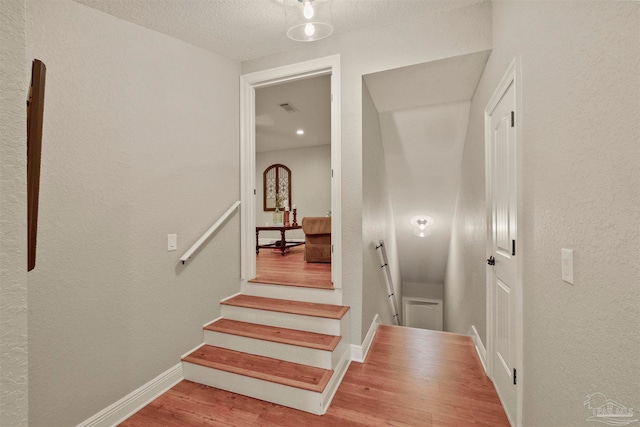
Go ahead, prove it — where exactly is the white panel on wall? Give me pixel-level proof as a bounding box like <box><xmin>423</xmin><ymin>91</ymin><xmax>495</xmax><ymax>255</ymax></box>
<box><xmin>403</xmin><ymin>297</ymin><xmax>442</xmax><ymax>331</ymax></box>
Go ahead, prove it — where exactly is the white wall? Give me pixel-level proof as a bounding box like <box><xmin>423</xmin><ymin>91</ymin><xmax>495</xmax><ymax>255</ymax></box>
<box><xmin>380</xmin><ymin>101</ymin><xmax>470</xmax><ymax>285</ymax></box>
<box><xmin>446</xmin><ymin>1</ymin><xmax>640</xmax><ymax>425</ymax></box>
<box><xmin>255</xmin><ymin>145</ymin><xmax>331</xmax><ymax>241</ymax></box>
<box><xmin>242</xmin><ymin>2</ymin><xmax>492</xmax><ymax>343</ymax></box>
<box><xmin>443</xmin><ymin>100</ymin><xmax>487</xmax><ymax>340</ymax></box>
<box><xmin>26</xmin><ymin>2</ymin><xmax>241</xmax><ymax>426</ymax></box>
<box><xmin>0</xmin><ymin>1</ymin><xmax>28</xmax><ymax>425</ymax></box>
<box><xmin>362</xmin><ymin>81</ymin><xmax>401</xmax><ymax>328</ymax></box>
<box><xmin>404</xmin><ymin>282</ymin><xmax>444</xmax><ymax>301</ymax></box>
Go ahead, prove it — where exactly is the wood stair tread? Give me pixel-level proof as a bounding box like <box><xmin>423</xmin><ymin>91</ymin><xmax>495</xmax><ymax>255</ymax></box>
<box><xmin>206</xmin><ymin>319</ymin><xmax>341</xmax><ymax>351</ymax></box>
<box><xmin>221</xmin><ymin>295</ymin><xmax>349</xmax><ymax>319</ymax></box>
<box><xmin>183</xmin><ymin>345</ymin><xmax>333</xmax><ymax>393</ymax></box>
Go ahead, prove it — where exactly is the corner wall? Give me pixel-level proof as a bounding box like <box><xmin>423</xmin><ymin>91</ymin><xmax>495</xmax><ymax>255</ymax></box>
<box><xmin>447</xmin><ymin>1</ymin><xmax>639</xmax><ymax>425</ymax></box>
<box><xmin>242</xmin><ymin>2</ymin><xmax>492</xmax><ymax>343</ymax></box>
<box><xmin>0</xmin><ymin>0</ymin><xmax>28</xmax><ymax>425</ymax></box>
<box><xmin>443</xmin><ymin>94</ymin><xmax>488</xmax><ymax>341</ymax></box>
<box><xmin>362</xmin><ymin>81</ymin><xmax>401</xmax><ymax>328</ymax></box>
<box><xmin>26</xmin><ymin>2</ymin><xmax>241</xmax><ymax>426</ymax></box>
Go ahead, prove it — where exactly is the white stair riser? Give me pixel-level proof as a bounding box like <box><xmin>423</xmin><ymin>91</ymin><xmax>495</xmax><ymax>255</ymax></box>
<box><xmin>221</xmin><ymin>305</ymin><xmax>344</xmax><ymax>335</ymax></box>
<box><xmin>203</xmin><ymin>330</ymin><xmax>335</xmax><ymax>369</ymax></box>
<box><xmin>241</xmin><ymin>282</ymin><xmax>342</xmax><ymax>305</ymax></box>
<box><xmin>182</xmin><ymin>361</ymin><xmax>325</xmax><ymax>415</ymax></box>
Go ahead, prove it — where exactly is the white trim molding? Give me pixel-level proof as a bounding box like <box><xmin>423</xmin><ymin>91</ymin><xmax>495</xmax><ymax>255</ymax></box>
<box><xmin>76</xmin><ymin>363</ymin><xmax>183</xmax><ymax>427</ymax></box>
<box><xmin>240</xmin><ymin>54</ymin><xmax>342</xmax><ymax>289</ymax></box>
<box><xmin>469</xmin><ymin>325</ymin><xmax>487</xmax><ymax>373</ymax></box>
<box><xmin>320</xmin><ymin>345</ymin><xmax>352</xmax><ymax>413</ymax></box>
<box><xmin>350</xmin><ymin>314</ymin><xmax>380</xmax><ymax>363</ymax></box>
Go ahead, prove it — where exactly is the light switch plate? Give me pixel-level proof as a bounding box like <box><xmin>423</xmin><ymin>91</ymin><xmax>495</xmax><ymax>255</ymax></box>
<box><xmin>561</xmin><ymin>248</ymin><xmax>574</xmax><ymax>284</ymax></box>
<box><xmin>168</xmin><ymin>234</ymin><xmax>177</xmax><ymax>252</ymax></box>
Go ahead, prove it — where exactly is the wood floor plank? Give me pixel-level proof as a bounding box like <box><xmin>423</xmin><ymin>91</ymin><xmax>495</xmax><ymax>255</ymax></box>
<box><xmin>206</xmin><ymin>319</ymin><xmax>341</xmax><ymax>351</ymax></box>
<box><xmin>221</xmin><ymin>294</ymin><xmax>349</xmax><ymax>319</ymax></box>
<box><xmin>182</xmin><ymin>345</ymin><xmax>333</xmax><ymax>393</ymax></box>
<box><xmin>121</xmin><ymin>326</ymin><xmax>510</xmax><ymax>426</ymax></box>
<box><xmin>253</xmin><ymin>246</ymin><xmax>333</xmax><ymax>289</ymax></box>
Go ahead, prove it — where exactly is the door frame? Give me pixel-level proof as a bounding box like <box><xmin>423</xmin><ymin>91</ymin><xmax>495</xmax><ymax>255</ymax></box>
<box><xmin>240</xmin><ymin>55</ymin><xmax>342</xmax><ymax>288</ymax></box>
<box><xmin>484</xmin><ymin>57</ymin><xmax>523</xmax><ymax>427</ymax></box>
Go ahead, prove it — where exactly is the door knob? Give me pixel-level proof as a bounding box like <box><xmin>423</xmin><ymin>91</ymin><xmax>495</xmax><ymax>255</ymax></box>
<box><xmin>487</xmin><ymin>256</ymin><xmax>495</xmax><ymax>266</ymax></box>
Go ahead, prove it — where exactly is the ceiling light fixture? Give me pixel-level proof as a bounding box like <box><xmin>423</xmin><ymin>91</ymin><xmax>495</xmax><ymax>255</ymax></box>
<box><xmin>285</xmin><ymin>0</ymin><xmax>333</xmax><ymax>42</ymax></box>
<box><xmin>303</xmin><ymin>1</ymin><xmax>314</xmax><ymax>19</ymax></box>
<box><xmin>410</xmin><ymin>215</ymin><xmax>435</xmax><ymax>238</ymax></box>
<box><xmin>413</xmin><ymin>228</ymin><xmax>432</xmax><ymax>238</ymax></box>
<box><xmin>296</xmin><ymin>129</ymin><xmax>304</xmax><ymax>135</ymax></box>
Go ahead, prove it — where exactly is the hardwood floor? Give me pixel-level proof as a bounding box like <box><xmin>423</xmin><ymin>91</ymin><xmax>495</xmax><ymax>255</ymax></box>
<box><xmin>252</xmin><ymin>245</ymin><xmax>332</xmax><ymax>289</ymax></box>
<box><xmin>120</xmin><ymin>326</ymin><xmax>510</xmax><ymax>426</ymax></box>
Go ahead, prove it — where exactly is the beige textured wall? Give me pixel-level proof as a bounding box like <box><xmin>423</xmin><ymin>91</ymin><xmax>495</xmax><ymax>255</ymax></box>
<box><xmin>447</xmin><ymin>1</ymin><xmax>640</xmax><ymax>425</ymax></box>
<box><xmin>242</xmin><ymin>2</ymin><xmax>492</xmax><ymax>343</ymax></box>
<box><xmin>256</xmin><ymin>145</ymin><xmax>331</xmax><ymax>241</ymax></box>
<box><xmin>26</xmin><ymin>1</ymin><xmax>240</xmax><ymax>426</ymax></box>
<box><xmin>0</xmin><ymin>0</ymin><xmax>28</xmax><ymax>425</ymax></box>
<box><xmin>362</xmin><ymin>81</ymin><xmax>401</xmax><ymax>328</ymax></box>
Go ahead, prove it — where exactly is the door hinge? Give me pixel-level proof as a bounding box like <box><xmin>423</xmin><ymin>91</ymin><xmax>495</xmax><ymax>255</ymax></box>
<box><xmin>512</xmin><ymin>239</ymin><xmax>516</xmax><ymax>256</ymax></box>
<box><xmin>513</xmin><ymin>368</ymin><xmax>517</xmax><ymax>385</ymax></box>
<box><xmin>331</xmin><ymin>244</ymin><xmax>334</xmax><ymax>253</ymax></box>
<box><xmin>331</xmin><ymin>169</ymin><xmax>334</xmax><ymax>178</ymax></box>
<box><xmin>511</xmin><ymin>111</ymin><xmax>515</xmax><ymax>127</ymax></box>
<box><xmin>253</xmin><ymin>189</ymin><xmax>256</xmax><ymax>195</ymax></box>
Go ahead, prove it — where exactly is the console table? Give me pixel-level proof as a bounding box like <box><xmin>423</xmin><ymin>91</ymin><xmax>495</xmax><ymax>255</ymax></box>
<box><xmin>256</xmin><ymin>225</ymin><xmax>304</xmax><ymax>256</ymax></box>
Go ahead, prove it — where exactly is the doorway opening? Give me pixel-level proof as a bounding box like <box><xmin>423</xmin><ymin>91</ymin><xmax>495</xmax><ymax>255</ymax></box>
<box><xmin>253</xmin><ymin>74</ymin><xmax>331</xmax><ymax>287</ymax></box>
<box><xmin>240</xmin><ymin>55</ymin><xmax>342</xmax><ymax>290</ymax></box>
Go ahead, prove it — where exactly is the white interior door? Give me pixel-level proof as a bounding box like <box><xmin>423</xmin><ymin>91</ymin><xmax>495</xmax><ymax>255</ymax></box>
<box><xmin>488</xmin><ymin>79</ymin><xmax>518</xmax><ymax>423</ymax></box>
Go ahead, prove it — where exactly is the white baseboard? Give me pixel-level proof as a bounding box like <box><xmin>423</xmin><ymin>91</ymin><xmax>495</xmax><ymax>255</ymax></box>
<box><xmin>220</xmin><ymin>291</ymin><xmax>241</xmax><ymax>303</ymax></box>
<box><xmin>469</xmin><ymin>325</ymin><xmax>487</xmax><ymax>373</ymax></box>
<box><xmin>350</xmin><ymin>314</ymin><xmax>381</xmax><ymax>363</ymax></box>
<box><xmin>321</xmin><ymin>344</ymin><xmax>352</xmax><ymax>413</ymax></box>
<box><xmin>77</xmin><ymin>363</ymin><xmax>183</xmax><ymax>427</ymax></box>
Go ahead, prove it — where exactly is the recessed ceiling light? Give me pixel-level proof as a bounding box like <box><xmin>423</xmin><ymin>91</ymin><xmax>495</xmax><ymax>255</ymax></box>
<box><xmin>296</xmin><ymin>129</ymin><xmax>304</xmax><ymax>135</ymax></box>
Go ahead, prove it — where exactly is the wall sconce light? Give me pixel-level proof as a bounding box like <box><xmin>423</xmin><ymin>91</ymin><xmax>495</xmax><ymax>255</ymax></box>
<box><xmin>410</xmin><ymin>215</ymin><xmax>434</xmax><ymax>238</ymax></box>
<box><xmin>285</xmin><ymin>0</ymin><xmax>333</xmax><ymax>42</ymax></box>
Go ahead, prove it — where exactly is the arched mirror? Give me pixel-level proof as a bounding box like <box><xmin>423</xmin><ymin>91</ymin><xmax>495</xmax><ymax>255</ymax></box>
<box><xmin>263</xmin><ymin>164</ymin><xmax>291</xmax><ymax>211</ymax></box>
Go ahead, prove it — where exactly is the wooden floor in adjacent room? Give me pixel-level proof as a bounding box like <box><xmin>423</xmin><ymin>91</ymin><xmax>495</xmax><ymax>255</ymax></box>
<box><xmin>120</xmin><ymin>326</ymin><xmax>510</xmax><ymax>426</ymax></box>
<box><xmin>252</xmin><ymin>245</ymin><xmax>332</xmax><ymax>289</ymax></box>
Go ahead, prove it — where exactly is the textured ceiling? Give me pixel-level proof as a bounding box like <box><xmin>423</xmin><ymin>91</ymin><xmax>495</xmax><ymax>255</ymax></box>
<box><xmin>73</xmin><ymin>0</ymin><xmax>485</xmax><ymax>61</ymax></box>
<box><xmin>365</xmin><ymin>51</ymin><xmax>490</xmax><ymax>284</ymax></box>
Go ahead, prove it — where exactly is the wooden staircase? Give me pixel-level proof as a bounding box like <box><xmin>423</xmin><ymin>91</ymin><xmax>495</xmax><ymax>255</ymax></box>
<box><xmin>181</xmin><ymin>283</ymin><xmax>350</xmax><ymax>415</ymax></box>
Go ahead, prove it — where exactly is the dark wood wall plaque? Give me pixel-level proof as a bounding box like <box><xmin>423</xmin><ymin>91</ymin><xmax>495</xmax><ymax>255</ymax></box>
<box><xmin>27</xmin><ymin>59</ymin><xmax>46</xmax><ymax>271</ymax></box>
